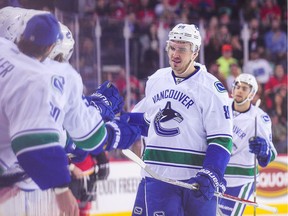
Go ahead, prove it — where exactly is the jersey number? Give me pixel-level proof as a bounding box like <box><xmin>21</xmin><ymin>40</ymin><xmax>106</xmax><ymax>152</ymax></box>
<box><xmin>50</xmin><ymin>102</ymin><xmax>60</xmax><ymax>121</ymax></box>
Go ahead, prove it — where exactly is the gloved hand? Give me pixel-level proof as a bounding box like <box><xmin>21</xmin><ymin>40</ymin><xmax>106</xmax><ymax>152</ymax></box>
<box><xmin>104</xmin><ymin>116</ymin><xmax>141</xmax><ymax>151</ymax></box>
<box><xmin>94</xmin><ymin>152</ymin><xmax>110</xmax><ymax>180</ymax></box>
<box><xmin>95</xmin><ymin>163</ymin><xmax>110</xmax><ymax>180</ymax></box>
<box><xmin>249</xmin><ymin>136</ymin><xmax>269</xmax><ymax>158</ymax></box>
<box><xmin>219</xmin><ymin>178</ymin><xmax>226</xmax><ymax>194</ymax></box>
<box><xmin>188</xmin><ymin>168</ymin><xmax>223</xmax><ymax>201</ymax></box>
<box><xmin>65</xmin><ymin>137</ymin><xmax>88</xmax><ymax>163</ymax></box>
<box><xmin>89</xmin><ymin>98</ymin><xmax>115</xmax><ymax>122</ymax></box>
<box><xmin>92</xmin><ymin>81</ymin><xmax>124</xmax><ymax>114</ymax></box>
<box><xmin>249</xmin><ymin>136</ymin><xmax>271</xmax><ymax>167</ymax></box>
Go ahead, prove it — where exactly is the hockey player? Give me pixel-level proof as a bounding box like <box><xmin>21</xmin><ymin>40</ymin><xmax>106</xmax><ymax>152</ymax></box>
<box><xmin>124</xmin><ymin>23</ymin><xmax>233</xmax><ymax>216</ymax></box>
<box><xmin>0</xmin><ymin>13</ymin><xmax>140</xmax><ymax>216</ymax></box>
<box><xmin>218</xmin><ymin>74</ymin><xmax>277</xmax><ymax>216</ymax></box>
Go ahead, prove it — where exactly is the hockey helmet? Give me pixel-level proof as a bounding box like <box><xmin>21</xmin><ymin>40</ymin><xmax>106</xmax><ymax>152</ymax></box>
<box><xmin>168</xmin><ymin>23</ymin><xmax>201</xmax><ymax>52</ymax></box>
<box><xmin>0</xmin><ymin>7</ymin><xmax>26</xmax><ymax>42</ymax></box>
<box><xmin>48</xmin><ymin>22</ymin><xmax>75</xmax><ymax>62</ymax></box>
<box><xmin>233</xmin><ymin>73</ymin><xmax>258</xmax><ymax>103</ymax></box>
<box><xmin>0</xmin><ymin>7</ymin><xmax>50</xmax><ymax>43</ymax></box>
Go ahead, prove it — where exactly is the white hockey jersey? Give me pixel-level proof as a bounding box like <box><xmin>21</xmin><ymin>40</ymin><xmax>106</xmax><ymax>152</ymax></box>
<box><xmin>0</xmin><ymin>38</ymin><xmax>105</xmax><ymax>184</ymax></box>
<box><xmin>135</xmin><ymin>65</ymin><xmax>233</xmax><ymax>180</ymax></box>
<box><xmin>225</xmin><ymin>100</ymin><xmax>277</xmax><ymax>187</ymax></box>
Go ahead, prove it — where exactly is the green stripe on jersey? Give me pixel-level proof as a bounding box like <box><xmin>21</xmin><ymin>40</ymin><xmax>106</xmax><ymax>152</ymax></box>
<box><xmin>225</xmin><ymin>166</ymin><xmax>258</xmax><ymax>176</ymax></box>
<box><xmin>207</xmin><ymin>137</ymin><xmax>232</xmax><ymax>152</ymax></box>
<box><xmin>143</xmin><ymin>149</ymin><xmax>205</xmax><ymax>167</ymax></box>
<box><xmin>12</xmin><ymin>132</ymin><xmax>59</xmax><ymax>154</ymax></box>
<box><xmin>271</xmin><ymin>151</ymin><xmax>276</xmax><ymax>162</ymax></box>
<box><xmin>74</xmin><ymin>124</ymin><xmax>106</xmax><ymax>150</ymax></box>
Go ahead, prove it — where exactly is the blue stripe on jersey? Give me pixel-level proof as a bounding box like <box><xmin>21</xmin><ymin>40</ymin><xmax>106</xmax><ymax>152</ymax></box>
<box><xmin>203</xmin><ymin>144</ymin><xmax>231</xmax><ymax>178</ymax></box>
<box><xmin>16</xmin><ymin>145</ymin><xmax>70</xmax><ymax>190</ymax></box>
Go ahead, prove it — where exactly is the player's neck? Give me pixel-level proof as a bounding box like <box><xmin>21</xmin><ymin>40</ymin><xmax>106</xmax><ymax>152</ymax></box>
<box><xmin>233</xmin><ymin>101</ymin><xmax>251</xmax><ymax>113</ymax></box>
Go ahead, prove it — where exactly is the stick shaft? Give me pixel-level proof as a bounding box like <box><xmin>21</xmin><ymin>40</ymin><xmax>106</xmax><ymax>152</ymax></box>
<box><xmin>122</xmin><ymin>149</ymin><xmax>278</xmax><ymax>214</ymax></box>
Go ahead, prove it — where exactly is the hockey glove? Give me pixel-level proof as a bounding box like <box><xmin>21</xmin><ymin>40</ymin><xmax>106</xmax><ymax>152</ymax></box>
<box><xmin>188</xmin><ymin>168</ymin><xmax>223</xmax><ymax>201</ymax></box>
<box><xmin>249</xmin><ymin>136</ymin><xmax>271</xmax><ymax>167</ymax></box>
<box><xmin>94</xmin><ymin>152</ymin><xmax>110</xmax><ymax>180</ymax></box>
<box><xmin>104</xmin><ymin>117</ymin><xmax>141</xmax><ymax>151</ymax></box>
<box><xmin>65</xmin><ymin>137</ymin><xmax>88</xmax><ymax>163</ymax></box>
<box><xmin>120</xmin><ymin>112</ymin><xmax>149</xmax><ymax>136</ymax></box>
<box><xmin>89</xmin><ymin>97</ymin><xmax>115</xmax><ymax>122</ymax></box>
<box><xmin>92</xmin><ymin>81</ymin><xmax>124</xmax><ymax>114</ymax></box>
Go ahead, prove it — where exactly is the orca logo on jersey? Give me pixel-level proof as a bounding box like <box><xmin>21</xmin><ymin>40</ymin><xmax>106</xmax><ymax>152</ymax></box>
<box><xmin>214</xmin><ymin>81</ymin><xmax>227</xmax><ymax>93</ymax></box>
<box><xmin>154</xmin><ymin>101</ymin><xmax>183</xmax><ymax>136</ymax></box>
<box><xmin>51</xmin><ymin>75</ymin><xmax>65</xmax><ymax>94</ymax></box>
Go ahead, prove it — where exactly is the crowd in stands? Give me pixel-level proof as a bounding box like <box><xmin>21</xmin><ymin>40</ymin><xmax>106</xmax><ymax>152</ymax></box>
<box><xmin>1</xmin><ymin>0</ymin><xmax>287</xmax><ymax>154</ymax></box>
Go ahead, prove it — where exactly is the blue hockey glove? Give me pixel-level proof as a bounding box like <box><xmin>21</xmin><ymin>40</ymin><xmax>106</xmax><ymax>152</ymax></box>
<box><xmin>65</xmin><ymin>137</ymin><xmax>88</xmax><ymax>163</ymax></box>
<box><xmin>92</xmin><ymin>81</ymin><xmax>124</xmax><ymax>114</ymax></box>
<box><xmin>89</xmin><ymin>97</ymin><xmax>115</xmax><ymax>122</ymax></box>
<box><xmin>104</xmin><ymin>117</ymin><xmax>141</xmax><ymax>151</ymax></box>
<box><xmin>219</xmin><ymin>178</ymin><xmax>227</xmax><ymax>194</ymax></box>
<box><xmin>249</xmin><ymin>136</ymin><xmax>271</xmax><ymax>167</ymax></box>
<box><xmin>120</xmin><ymin>112</ymin><xmax>149</xmax><ymax>136</ymax></box>
<box><xmin>188</xmin><ymin>168</ymin><xmax>222</xmax><ymax>201</ymax></box>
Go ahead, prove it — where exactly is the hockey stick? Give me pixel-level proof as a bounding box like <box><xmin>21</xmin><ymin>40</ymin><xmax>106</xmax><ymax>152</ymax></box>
<box><xmin>253</xmin><ymin>99</ymin><xmax>261</xmax><ymax>216</ymax></box>
<box><xmin>122</xmin><ymin>149</ymin><xmax>278</xmax><ymax>213</ymax></box>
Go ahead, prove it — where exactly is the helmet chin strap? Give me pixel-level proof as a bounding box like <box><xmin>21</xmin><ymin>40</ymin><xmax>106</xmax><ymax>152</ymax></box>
<box><xmin>177</xmin><ymin>52</ymin><xmax>197</xmax><ymax>77</ymax></box>
<box><xmin>234</xmin><ymin>93</ymin><xmax>254</xmax><ymax>106</ymax></box>
<box><xmin>234</xmin><ymin>98</ymin><xmax>250</xmax><ymax>106</ymax></box>
<box><xmin>179</xmin><ymin>59</ymin><xmax>194</xmax><ymax>77</ymax></box>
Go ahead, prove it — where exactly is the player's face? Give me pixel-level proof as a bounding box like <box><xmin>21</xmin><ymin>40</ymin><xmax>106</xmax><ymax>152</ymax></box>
<box><xmin>233</xmin><ymin>82</ymin><xmax>252</xmax><ymax>104</ymax></box>
<box><xmin>167</xmin><ymin>41</ymin><xmax>193</xmax><ymax>75</ymax></box>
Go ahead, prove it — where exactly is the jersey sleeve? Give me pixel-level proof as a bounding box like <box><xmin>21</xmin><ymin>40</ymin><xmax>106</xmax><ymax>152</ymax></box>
<box><xmin>199</xmin><ymin>81</ymin><xmax>233</xmax><ymax>178</ymax></box>
<box><xmin>7</xmin><ymin>76</ymin><xmax>71</xmax><ymax>190</ymax></box>
<box><xmin>62</xmin><ymin>68</ymin><xmax>107</xmax><ymax>153</ymax></box>
<box><xmin>257</xmin><ymin>110</ymin><xmax>278</xmax><ymax>161</ymax></box>
<box><xmin>202</xmin><ymin>89</ymin><xmax>233</xmax><ymax>152</ymax></box>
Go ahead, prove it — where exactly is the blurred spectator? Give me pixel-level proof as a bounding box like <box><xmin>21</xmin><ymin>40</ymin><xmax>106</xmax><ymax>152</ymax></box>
<box><xmin>79</xmin><ymin>37</ymin><xmax>97</xmax><ymax>92</ymax></box>
<box><xmin>136</xmin><ymin>0</ymin><xmax>156</xmax><ymax>30</ymax></box>
<box><xmin>248</xmin><ymin>17</ymin><xmax>266</xmax><ymax>56</ymax></box>
<box><xmin>270</xmin><ymin>112</ymin><xmax>287</xmax><ymax>153</ymax></box>
<box><xmin>241</xmin><ymin>0</ymin><xmax>260</xmax><ymax>22</ymax></box>
<box><xmin>208</xmin><ymin>61</ymin><xmax>228</xmax><ymax>91</ymax></box>
<box><xmin>264</xmin><ymin>17</ymin><xmax>287</xmax><ymax>65</ymax></box>
<box><xmin>216</xmin><ymin>24</ymin><xmax>232</xmax><ymax>45</ymax></box>
<box><xmin>230</xmin><ymin>34</ymin><xmax>243</xmax><ymax>65</ymax></box>
<box><xmin>226</xmin><ymin>63</ymin><xmax>242</xmax><ymax>94</ymax></box>
<box><xmin>114</xmin><ymin>67</ymin><xmax>144</xmax><ymax>111</ymax></box>
<box><xmin>154</xmin><ymin>0</ymin><xmax>180</xmax><ymax>18</ymax></box>
<box><xmin>94</xmin><ymin>0</ymin><xmax>110</xmax><ymax>17</ymax></box>
<box><xmin>242</xmin><ymin>48</ymin><xmax>273</xmax><ymax>86</ymax></box>
<box><xmin>264</xmin><ymin>64</ymin><xmax>288</xmax><ymax>115</ymax></box>
<box><xmin>139</xmin><ymin>22</ymin><xmax>160</xmax><ymax>79</ymax></box>
<box><xmin>216</xmin><ymin>44</ymin><xmax>238</xmax><ymax>79</ymax></box>
<box><xmin>204</xmin><ymin>16</ymin><xmax>219</xmax><ymax>46</ymax></box>
<box><xmin>260</xmin><ymin>0</ymin><xmax>281</xmax><ymax>28</ymax></box>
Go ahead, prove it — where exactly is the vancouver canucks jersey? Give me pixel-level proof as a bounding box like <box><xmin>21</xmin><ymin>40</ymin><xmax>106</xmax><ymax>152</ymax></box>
<box><xmin>0</xmin><ymin>37</ymin><xmax>106</xmax><ymax>188</ymax></box>
<box><xmin>225</xmin><ymin>100</ymin><xmax>277</xmax><ymax>187</ymax></box>
<box><xmin>138</xmin><ymin>64</ymin><xmax>233</xmax><ymax>180</ymax></box>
